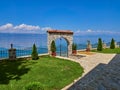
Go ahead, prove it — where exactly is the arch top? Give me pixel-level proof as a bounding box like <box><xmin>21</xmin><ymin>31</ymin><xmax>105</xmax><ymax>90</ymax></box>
<box><xmin>47</xmin><ymin>30</ymin><xmax>73</xmax><ymax>34</ymax></box>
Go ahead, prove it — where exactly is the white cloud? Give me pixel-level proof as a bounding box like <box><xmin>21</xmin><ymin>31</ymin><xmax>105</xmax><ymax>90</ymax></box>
<box><xmin>0</xmin><ymin>23</ymin><xmax>13</xmax><ymax>30</ymax></box>
<box><xmin>75</xmin><ymin>29</ymin><xmax>120</xmax><ymax>35</ymax></box>
<box><xmin>0</xmin><ymin>23</ymin><xmax>52</xmax><ymax>33</ymax></box>
<box><xmin>87</xmin><ymin>29</ymin><xmax>92</xmax><ymax>32</ymax></box>
<box><xmin>14</xmin><ymin>24</ymin><xmax>40</xmax><ymax>30</ymax></box>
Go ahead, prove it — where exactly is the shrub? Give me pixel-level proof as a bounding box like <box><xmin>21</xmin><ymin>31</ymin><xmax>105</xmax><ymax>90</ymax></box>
<box><xmin>97</xmin><ymin>38</ymin><xmax>103</xmax><ymax>51</ymax></box>
<box><xmin>31</xmin><ymin>44</ymin><xmax>39</xmax><ymax>60</ymax></box>
<box><xmin>50</xmin><ymin>41</ymin><xmax>56</xmax><ymax>52</ymax></box>
<box><xmin>110</xmin><ymin>38</ymin><xmax>115</xmax><ymax>49</ymax></box>
<box><xmin>25</xmin><ymin>82</ymin><xmax>44</xmax><ymax>90</ymax></box>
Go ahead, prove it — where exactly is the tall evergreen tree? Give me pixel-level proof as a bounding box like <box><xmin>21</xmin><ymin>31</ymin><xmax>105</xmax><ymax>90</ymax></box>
<box><xmin>31</xmin><ymin>44</ymin><xmax>39</xmax><ymax>60</ymax></box>
<box><xmin>51</xmin><ymin>41</ymin><xmax>56</xmax><ymax>52</ymax></box>
<box><xmin>97</xmin><ymin>38</ymin><xmax>103</xmax><ymax>51</ymax></box>
<box><xmin>110</xmin><ymin>38</ymin><xmax>115</xmax><ymax>49</ymax></box>
<box><xmin>72</xmin><ymin>43</ymin><xmax>77</xmax><ymax>51</ymax></box>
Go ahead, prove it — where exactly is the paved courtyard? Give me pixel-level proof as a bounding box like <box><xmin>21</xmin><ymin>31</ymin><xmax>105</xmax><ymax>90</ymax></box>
<box><xmin>60</xmin><ymin>53</ymin><xmax>120</xmax><ymax>90</ymax></box>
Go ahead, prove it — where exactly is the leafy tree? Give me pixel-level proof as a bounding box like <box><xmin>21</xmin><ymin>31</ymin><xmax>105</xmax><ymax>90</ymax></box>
<box><xmin>110</xmin><ymin>38</ymin><xmax>115</xmax><ymax>49</ymax></box>
<box><xmin>31</xmin><ymin>44</ymin><xmax>39</xmax><ymax>60</ymax></box>
<box><xmin>51</xmin><ymin>41</ymin><xmax>56</xmax><ymax>52</ymax></box>
<box><xmin>97</xmin><ymin>38</ymin><xmax>103</xmax><ymax>51</ymax></box>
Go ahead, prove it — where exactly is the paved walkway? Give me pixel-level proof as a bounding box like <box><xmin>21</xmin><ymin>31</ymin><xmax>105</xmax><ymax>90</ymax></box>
<box><xmin>58</xmin><ymin>53</ymin><xmax>120</xmax><ymax>90</ymax></box>
<box><xmin>76</xmin><ymin>53</ymin><xmax>116</xmax><ymax>75</ymax></box>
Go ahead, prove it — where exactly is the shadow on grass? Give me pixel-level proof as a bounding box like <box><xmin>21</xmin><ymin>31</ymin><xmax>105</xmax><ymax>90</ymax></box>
<box><xmin>68</xmin><ymin>54</ymin><xmax>120</xmax><ymax>90</ymax></box>
<box><xmin>0</xmin><ymin>59</ymin><xmax>34</xmax><ymax>84</ymax></box>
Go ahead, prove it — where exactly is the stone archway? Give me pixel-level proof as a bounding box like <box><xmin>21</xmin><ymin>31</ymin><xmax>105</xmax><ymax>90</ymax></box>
<box><xmin>47</xmin><ymin>30</ymin><xmax>73</xmax><ymax>57</ymax></box>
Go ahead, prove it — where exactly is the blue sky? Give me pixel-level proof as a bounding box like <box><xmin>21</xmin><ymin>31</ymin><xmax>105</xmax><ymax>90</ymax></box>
<box><xmin>0</xmin><ymin>0</ymin><xmax>120</xmax><ymax>34</ymax></box>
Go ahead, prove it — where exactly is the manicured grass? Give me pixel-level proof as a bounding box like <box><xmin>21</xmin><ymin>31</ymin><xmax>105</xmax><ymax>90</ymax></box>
<box><xmin>92</xmin><ymin>48</ymin><xmax>120</xmax><ymax>54</ymax></box>
<box><xmin>0</xmin><ymin>55</ymin><xmax>84</xmax><ymax>90</ymax></box>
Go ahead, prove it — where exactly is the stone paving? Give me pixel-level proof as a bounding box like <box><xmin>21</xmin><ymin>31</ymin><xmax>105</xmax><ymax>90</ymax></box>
<box><xmin>60</xmin><ymin>53</ymin><xmax>120</xmax><ymax>90</ymax></box>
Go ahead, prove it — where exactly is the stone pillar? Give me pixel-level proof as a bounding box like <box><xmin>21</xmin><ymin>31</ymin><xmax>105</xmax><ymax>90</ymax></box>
<box><xmin>9</xmin><ymin>44</ymin><xmax>16</xmax><ymax>60</ymax></box>
<box><xmin>47</xmin><ymin>33</ymin><xmax>56</xmax><ymax>55</ymax></box>
<box><xmin>67</xmin><ymin>36</ymin><xmax>73</xmax><ymax>57</ymax></box>
<box><xmin>114</xmin><ymin>42</ymin><xmax>118</xmax><ymax>48</ymax></box>
<box><xmin>86</xmin><ymin>40</ymin><xmax>92</xmax><ymax>51</ymax></box>
<box><xmin>102</xmin><ymin>43</ymin><xmax>106</xmax><ymax>49</ymax></box>
<box><xmin>47</xmin><ymin>33</ymin><xmax>50</xmax><ymax>55</ymax></box>
<box><xmin>68</xmin><ymin>43</ymin><xmax>72</xmax><ymax>57</ymax></box>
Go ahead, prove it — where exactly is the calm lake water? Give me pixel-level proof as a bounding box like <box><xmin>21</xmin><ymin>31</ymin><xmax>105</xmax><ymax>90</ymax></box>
<box><xmin>0</xmin><ymin>33</ymin><xmax>119</xmax><ymax>58</ymax></box>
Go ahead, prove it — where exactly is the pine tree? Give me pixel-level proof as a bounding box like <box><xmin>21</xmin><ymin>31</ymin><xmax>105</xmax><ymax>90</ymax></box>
<box><xmin>31</xmin><ymin>44</ymin><xmax>39</xmax><ymax>60</ymax></box>
<box><xmin>110</xmin><ymin>38</ymin><xmax>115</xmax><ymax>49</ymax></box>
<box><xmin>97</xmin><ymin>38</ymin><xmax>103</xmax><ymax>51</ymax></box>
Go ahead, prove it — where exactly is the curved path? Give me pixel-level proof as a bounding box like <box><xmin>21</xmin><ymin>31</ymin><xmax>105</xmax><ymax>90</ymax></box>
<box><xmin>57</xmin><ymin>53</ymin><xmax>120</xmax><ymax>90</ymax></box>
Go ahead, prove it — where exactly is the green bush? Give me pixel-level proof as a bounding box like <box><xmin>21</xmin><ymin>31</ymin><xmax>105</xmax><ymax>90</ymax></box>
<box><xmin>50</xmin><ymin>41</ymin><xmax>56</xmax><ymax>52</ymax></box>
<box><xmin>25</xmin><ymin>82</ymin><xmax>44</xmax><ymax>90</ymax></box>
<box><xmin>97</xmin><ymin>38</ymin><xmax>103</xmax><ymax>51</ymax></box>
<box><xmin>72</xmin><ymin>43</ymin><xmax>77</xmax><ymax>51</ymax></box>
<box><xmin>110</xmin><ymin>38</ymin><xmax>115</xmax><ymax>49</ymax></box>
<box><xmin>31</xmin><ymin>44</ymin><xmax>39</xmax><ymax>60</ymax></box>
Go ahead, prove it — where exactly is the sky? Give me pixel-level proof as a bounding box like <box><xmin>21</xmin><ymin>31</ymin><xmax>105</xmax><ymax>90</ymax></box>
<box><xmin>0</xmin><ymin>0</ymin><xmax>120</xmax><ymax>35</ymax></box>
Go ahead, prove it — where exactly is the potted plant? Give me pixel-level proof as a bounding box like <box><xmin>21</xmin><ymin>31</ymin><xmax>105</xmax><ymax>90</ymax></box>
<box><xmin>72</xmin><ymin>43</ymin><xmax>77</xmax><ymax>54</ymax></box>
<box><xmin>50</xmin><ymin>41</ymin><xmax>56</xmax><ymax>56</ymax></box>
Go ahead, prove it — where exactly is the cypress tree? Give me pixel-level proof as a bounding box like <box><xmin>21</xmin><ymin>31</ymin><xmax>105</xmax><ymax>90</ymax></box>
<box><xmin>72</xmin><ymin>43</ymin><xmax>77</xmax><ymax>51</ymax></box>
<box><xmin>110</xmin><ymin>38</ymin><xmax>115</xmax><ymax>49</ymax></box>
<box><xmin>31</xmin><ymin>44</ymin><xmax>39</xmax><ymax>60</ymax></box>
<box><xmin>72</xmin><ymin>43</ymin><xmax>75</xmax><ymax>51</ymax></box>
<box><xmin>74</xmin><ymin>43</ymin><xmax>77</xmax><ymax>50</ymax></box>
<box><xmin>51</xmin><ymin>41</ymin><xmax>56</xmax><ymax>52</ymax></box>
<box><xmin>97</xmin><ymin>38</ymin><xmax>103</xmax><ymax>51</ymax></box>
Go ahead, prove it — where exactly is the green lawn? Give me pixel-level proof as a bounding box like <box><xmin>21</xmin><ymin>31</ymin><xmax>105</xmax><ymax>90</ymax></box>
<box><xmin>92</xmin><ymin>48</ymin><xmax>120</xmax><ymax>54</ymax></box>
<box><xmin>0</xmin><ymin>55</ymin><xmax>84</xmax><ymax>90</ymax></box>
